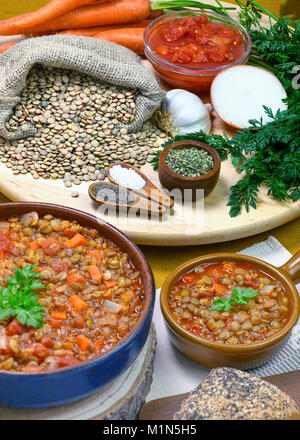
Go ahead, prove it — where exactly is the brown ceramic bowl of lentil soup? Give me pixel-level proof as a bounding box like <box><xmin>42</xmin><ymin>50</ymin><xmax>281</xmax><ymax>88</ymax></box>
<box><xmin>160</xmin><ymin>252</ymin><xmax>300</xmax><ymax>369</ymax></box>
<box><xmin>158</xmin><ymin>141</ymin><xmax>221</xmax><ymax>199</ymax></box>
<box><xmin>0</xmin><ymin>202</ymin><xmax>155</xmax><ymax>408</ymax></box>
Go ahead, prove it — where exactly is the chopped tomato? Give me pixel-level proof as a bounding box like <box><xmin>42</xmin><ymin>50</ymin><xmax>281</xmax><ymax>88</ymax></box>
<box><xmin>54</xmin><ymin>355</ymin><xmax>80</xmax><ymax>367</ymax></box>
<box><xmin>94</xmin><ymin>337</ymin><xmax>105</xmax><ymax>354</ymax></box>
<box><xmin>244</xmin><ymin>279</ymin><xmax>260</xmax><ymax>289</ymax></box>
<box><xmin>151</xmin><ymin>13</ymin><xmax>244</xmax><ymax>69</ymax></box>
<box><xmin>40</xmin><ymin>335</ymin><xmax>54</xmax><ymax>348</ymax></box>
<box><xmin>28</xmin><ymin>240</ymin><xmax>40</xmax><ymax>251</ymax></box>
<box><xmin>71</xmin><ymin>317</ymin><xmax>85</xmax><ymax>329</ymax></box>
<box><xmin>6</xmin><ymin>319</ymin><xmax>28</xmax><ymax>336</ymax></box>
<box><xmin>183</xmin><ymin>273</ymin><xmax>197</xmax><ymax>283</ymax></box>
<box><xmin>41</xmin><ymin>238</ymin><xmax>62</xmax><ymax>257</ymax></box>
<box><xmin>0</xmin><ymin>231</ymin><xmax>14</xmax><ymax>259</ymax></box>
<box><xmin>48</xmin><ymin>259</ymin><xmax>70</xmax><ymax>273</ymax></box>
<box><xmin>63</xmin><ymin>228</ymin><xmax>78</xmax><ymax>237</ymax></box>
<box><xmin>30</xmin><ymin>343</ymin><xmax>50</xmax><ymax>361</ymax></box>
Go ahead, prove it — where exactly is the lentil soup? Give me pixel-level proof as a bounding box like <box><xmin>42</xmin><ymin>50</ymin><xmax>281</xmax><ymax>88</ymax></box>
<box><xmin>0</xmin><ymin>212</ymin><xmax>145</xmax><ymax>372</ymax></box>
<box><xmin>168</xmin><ymin>261</ymin><xmax>290</xmax><ymax>345</ymax></box>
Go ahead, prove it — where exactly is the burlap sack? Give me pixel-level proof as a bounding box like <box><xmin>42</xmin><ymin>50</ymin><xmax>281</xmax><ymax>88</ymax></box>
<box><xmin>0</xmin><ymin>35</ymin><xmax>165</xmax><ymax>140</ymax></box>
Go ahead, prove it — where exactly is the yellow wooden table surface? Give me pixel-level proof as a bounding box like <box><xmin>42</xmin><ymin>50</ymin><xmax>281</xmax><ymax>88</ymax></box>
<box><xmin>0</xmin><ymin>0</ymin><xmax>299</xmax><ymax>288</ymax></box>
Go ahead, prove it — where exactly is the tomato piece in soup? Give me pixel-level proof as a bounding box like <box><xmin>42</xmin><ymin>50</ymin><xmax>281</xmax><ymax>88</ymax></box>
<box><xmin>0</xmin><ymin>231</ymin><xmax>14</xmax><ymax>259</ymax></box>
<box><xmin>41</xmin><ymin>238</ymin><xmax>62</xmax><ymax>257</ymax></box>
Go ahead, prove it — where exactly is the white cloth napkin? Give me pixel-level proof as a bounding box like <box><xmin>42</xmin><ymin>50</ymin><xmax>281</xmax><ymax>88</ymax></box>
<box><xmin>146</xmin><ymin>236</ymin><xmax>300</xmax><ymax>402</ymax></box>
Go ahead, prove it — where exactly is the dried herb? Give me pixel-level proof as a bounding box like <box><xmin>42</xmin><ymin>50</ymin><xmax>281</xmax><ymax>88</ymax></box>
<box><xmin>165</xmin><ymin>146</ymin><xmax>214</xmax><ymax>177</ymax></box>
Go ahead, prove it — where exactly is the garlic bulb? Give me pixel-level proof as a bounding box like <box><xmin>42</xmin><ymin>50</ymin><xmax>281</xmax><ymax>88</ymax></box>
<box><xmin>159</xmin><ymin>89</ymin><xmax>211</xmax><ymax>136</ymax></box>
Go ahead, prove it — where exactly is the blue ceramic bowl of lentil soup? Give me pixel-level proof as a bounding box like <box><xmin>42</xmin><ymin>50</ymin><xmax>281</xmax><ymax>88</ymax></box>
<box><xmin>0</xmin><ymin>202</ymin><xmax>155</xmax><ymax>408</ymax></box>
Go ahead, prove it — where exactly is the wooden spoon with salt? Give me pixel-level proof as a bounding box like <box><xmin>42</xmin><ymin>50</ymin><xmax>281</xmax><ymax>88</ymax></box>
<box><xmin>107</xmin><ymin>163</ymin><xmax>174</xmax><ymax>208</ymax></box>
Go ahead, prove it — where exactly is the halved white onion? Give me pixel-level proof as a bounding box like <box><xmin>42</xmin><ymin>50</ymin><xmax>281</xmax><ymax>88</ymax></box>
<box><xmin>210</xmin><ymin>65</ymin><xmax>287</xmax><ymax>129</ymax></box>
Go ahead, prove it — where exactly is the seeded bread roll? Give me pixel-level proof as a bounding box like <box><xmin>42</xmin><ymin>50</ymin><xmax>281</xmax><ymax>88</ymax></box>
<box><xmin>173</xmin><ymin>368</ymin><xmax>300</xmax><ymax>420</ymax></box>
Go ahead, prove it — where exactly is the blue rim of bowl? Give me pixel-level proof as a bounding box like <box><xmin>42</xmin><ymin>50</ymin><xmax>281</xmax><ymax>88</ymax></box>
<box><xmin>143</xmin><ymin>10</ymin><xmax>252</xmax><ymax>76</ymax></box>
<box><xmin>0</xmin><ymin>202</ymin><xmax>156</xmax><ymax>377</ymax></box>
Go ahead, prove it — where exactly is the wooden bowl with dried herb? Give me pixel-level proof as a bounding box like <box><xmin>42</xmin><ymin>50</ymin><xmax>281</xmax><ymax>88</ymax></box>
<box><xmin>158</xmin><ymin>141</ymin><xmax>221</xmax><ymax>199</ymax></box>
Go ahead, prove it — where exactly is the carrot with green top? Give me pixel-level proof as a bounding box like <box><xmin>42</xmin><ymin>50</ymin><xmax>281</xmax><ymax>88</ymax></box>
<box><xmin>94</xmin><ymin>27</ymin><xmax>145</xmax><ymax>54</ymax></box>
<box><xmin>64</xmin><ymin>233</ymin><xmax>87</xmax><ymax>248</ymax></box>
<box><xmin>0</xmin><ymin>0</ymin><xmax>111</xmax><ymax>36</ymax></box>
<box><xmin>29</xmin><ymin>0</ymin><xmax>151</xmax><ymax>33</ymax></box>
<box><xmin>57</xmin><ymin>19</ymin><xmax>151</xmax><ymax>36</ymax></box>
<box><xmin>69</xmin><ymin>294</ymin><xmax>88</xmax><ymax>312</ymax></box>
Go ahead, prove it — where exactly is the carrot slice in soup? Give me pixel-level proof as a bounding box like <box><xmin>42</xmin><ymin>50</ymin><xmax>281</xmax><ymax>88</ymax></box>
<box><xmin>69</xmin><ymin>294</ymin><xmax>88</xmax><ymax>312</ymax></box>
<box><xmin>88</xmin><ymin>265</ymin><xmax>102</xmax><ymax>281</ymax></box>
<box><xmin>64</xmin><ymin>233</ymin><xmax>87</xmax><ymax>248</ymax></box>
<box><xmin>67</xmin><ymin>273</ymin><xmax>85</xmax><ymax>284</ymax></box>
<box><xmin>76</xmin><ymin>334</ymin><xmax>91</xmax><ymax>351</ymax></box>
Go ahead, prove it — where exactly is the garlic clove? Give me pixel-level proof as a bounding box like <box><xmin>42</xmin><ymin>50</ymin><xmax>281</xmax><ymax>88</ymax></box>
<box><xmin>161</xmin><ymin>89</ymin><xmax>211</xmax><ymax>135</ymax></box>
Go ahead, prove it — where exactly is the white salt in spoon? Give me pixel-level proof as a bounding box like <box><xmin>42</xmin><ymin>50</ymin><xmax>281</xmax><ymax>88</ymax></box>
<box><xmin>107</xmin><ymin>162</ymin><xmax>174</xmax><ymax>208</ymax></box>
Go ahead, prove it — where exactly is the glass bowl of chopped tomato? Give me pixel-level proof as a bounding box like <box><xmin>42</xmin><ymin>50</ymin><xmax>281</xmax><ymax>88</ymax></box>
<box><xmin>144</xmin><ymin>11</ymin><xmax>251</xmax><ymax>93</ymax></box>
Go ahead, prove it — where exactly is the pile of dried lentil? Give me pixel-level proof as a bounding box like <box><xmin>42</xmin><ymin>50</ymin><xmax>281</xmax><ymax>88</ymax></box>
<box><xmin>0</xmin><ymin>65</ymin><xmax>167</xmax><ymax>187</ymax></box>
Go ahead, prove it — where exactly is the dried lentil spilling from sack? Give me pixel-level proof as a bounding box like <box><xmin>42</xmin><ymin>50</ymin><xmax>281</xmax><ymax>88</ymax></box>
<box><xmin>0</xmin><ymin>65</ymin><xmax>167</xmax><ymax>187</ymax></box>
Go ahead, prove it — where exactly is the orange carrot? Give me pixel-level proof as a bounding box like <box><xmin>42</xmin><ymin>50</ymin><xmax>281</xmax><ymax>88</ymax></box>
<box><xmin>69</xmin><ymin>294</ymin><xmax>88</xmax><ymax>312</ymax></box>
<box><xmin>63</xmin><ymin>228</ymin><xmax>78</xmax><ymax>237</ymax></box>
<box><xmin>57</xmin><ymin>19</ymin><xmax>151</xmax><ymax>36</ymax></box>
<box><xmin>183</xmin><ymin>274</ymin><xmax>196</xmax><ymax>283</ymax></box>
<box><xmin>0</xmin><ymin>0</ymin><xmax>111</xmax><ymax>36</ymax></box>
<box><xmin>88</xmin><ymin>249</ymin><xmax>102</xmax><ymax>262</ymax></box>
<box><xmin>94</xmin><ymin>337</ymin><xmax>105</xmax><ymax>353</ymax></box>
<box><xmin>30</xmin><ymin>0</ymin><xmax>151</xmax><ymax>33</ymax></box>
<box><xmin>149</xmin><ymin>10</ymin><xmax>163</xmax><ymax>19</ymax></box>
<box><xmin>51</xmin><ymin>310</ymin><xmax>67</xmax><ymax>320</ymax></box>
<box><xmin>0</xmin><ymin>42</ymin><xmax>16</xmax><ymax>53</ymax></box>
<box><xmin>103</xmin><ymin>279</ymin><xmax>117</xmax><ymax>289</ymax></box>
<box><xmin>94</xmin><ymin>27</ymin><xmax>145</xmax><ymax>54</ymax></box>
<box><xmin>28</xmin><ymin>240</ymin><xmax>40</xmax><ymax>250</ymax></box>
<box><xmin>76</xmin><ymin>334</ymin><xmax>91</xmax><ymax>351</ymax></box>
<box><xmin>88</xmin><ymin>265</ymin><xmax>102</xmax><ymax>281</ymax></box>
<box><xmin>64</xmin><ymin>233</ymin><xmax>87</xmax><ymax>248</ymax></box>
<box><xmin>67</xmin><ymin>273</ymin><xmax>85</xmax><ymax>284</ymax></box>
<box><xmin>214</xmin><ymin>283</ymin><xmax>227</xmax><ymax>294</ymax></box>
<box><xmin>21</xmin><ymin>367</ymin><xmax>43</xmax><ymax>372</ymax></box>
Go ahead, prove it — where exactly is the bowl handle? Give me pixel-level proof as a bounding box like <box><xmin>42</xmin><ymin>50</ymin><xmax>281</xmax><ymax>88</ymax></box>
<box><xmin>279</xmin><ymin>251</ymin><xmax>300</xmax><ymax>284</ymax></box>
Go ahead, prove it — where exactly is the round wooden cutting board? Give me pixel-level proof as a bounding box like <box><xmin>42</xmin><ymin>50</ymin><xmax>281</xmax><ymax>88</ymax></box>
<box><xmin>0</xmin><ymin>0</ymin><xmax>299</xmax><ymax>246</ymax></box>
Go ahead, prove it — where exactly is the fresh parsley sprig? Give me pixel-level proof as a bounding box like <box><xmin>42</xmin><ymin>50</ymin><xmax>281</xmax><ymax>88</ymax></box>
<box><xmin>0</xmin><ymin>265</ymin><xmax>45</xmax><ymax>328</ymax></box>
<box><xmin>209</xmin><ymin>287</ymin><xmax>259</xmax><ymax>312</ymax></box>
